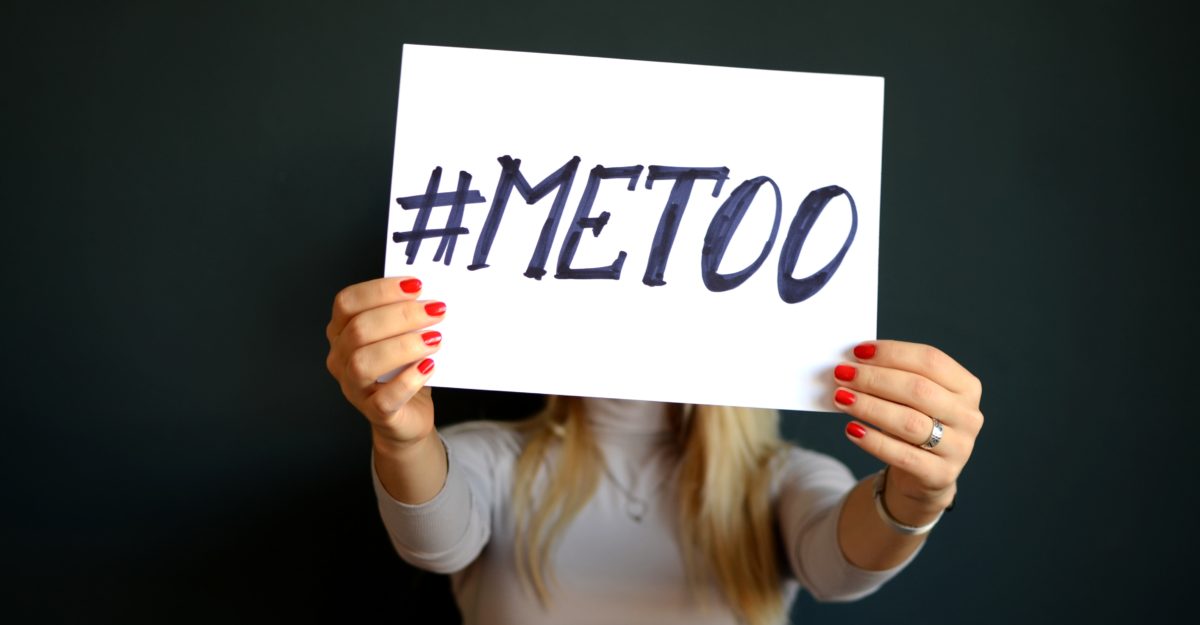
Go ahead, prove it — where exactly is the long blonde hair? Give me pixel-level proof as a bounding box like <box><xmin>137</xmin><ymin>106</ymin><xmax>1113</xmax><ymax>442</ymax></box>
<box><xmin>510</xmin><ymin>396</ymin><xmax>786</xmax><ymax>625</ymax></box>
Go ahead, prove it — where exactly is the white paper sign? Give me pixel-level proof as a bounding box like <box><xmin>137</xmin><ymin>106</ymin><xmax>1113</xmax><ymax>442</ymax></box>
<box><xmin>384</xmin><ymin>44</ymin><xmax>882</xmax><ymax>411</ymax></box>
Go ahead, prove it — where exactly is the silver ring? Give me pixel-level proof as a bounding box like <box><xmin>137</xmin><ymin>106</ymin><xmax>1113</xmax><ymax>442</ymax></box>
<box><xmin>922</xmin><ymin>418</ymin><xmax>943</xmax><ymax>449</ymax></box>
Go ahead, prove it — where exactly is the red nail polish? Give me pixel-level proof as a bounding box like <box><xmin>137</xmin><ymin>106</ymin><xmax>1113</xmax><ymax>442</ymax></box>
<box><xmin>846</xmin><ymin>422</ymin><xmax>866</xmax><ymax>439</ymax></box>
<box><xmin>834</xmin><ymin>365</ymin><xmax>857</xmax><ymax>382</ymax></box>
<box><xmin>853</xmin><ymin>343</ymin><xmax>876</xmax><ymax>359</ymax></box>
<box><xmin>417</xmin><ymin>358</ymin><xmax>435</xmax><ymax>375</ymax></box>
<box><xmin>424</xmin><ymin>301</ymin><xmax>446</xmax><ymax>316</ymax></box>
<box><xmin>421</xmin><ymin>331</ymin><xmax>442</xmax><ymax>346</ymax></box>
<box><xmin>835</xmin><ymin>389</ymin><xmax>856</xmax><ymax>405</ymax></box>
<box><xmin>400</xmin><ymin>278</ymin><xmax>422</xmax><ymax>294</ymax></box>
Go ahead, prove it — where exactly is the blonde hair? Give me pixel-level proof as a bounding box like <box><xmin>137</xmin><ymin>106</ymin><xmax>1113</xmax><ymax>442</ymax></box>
<box><xmin>510</xmin><ymin>396</ymin><xmax>786</xmax><ymax>625</ymax></box>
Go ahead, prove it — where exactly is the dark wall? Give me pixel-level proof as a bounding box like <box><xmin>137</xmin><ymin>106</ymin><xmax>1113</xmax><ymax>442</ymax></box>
<box><xmin>4</xmin><ymin>1</ymin><xmax>1195</xmax><ymax>622</ymax></box>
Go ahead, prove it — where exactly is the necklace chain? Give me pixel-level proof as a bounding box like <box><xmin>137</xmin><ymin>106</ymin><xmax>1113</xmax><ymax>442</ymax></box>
<box><xmin>599</xmin><ymin>451</ymin><xmax>677</xmax><ymax>523</ymax></box>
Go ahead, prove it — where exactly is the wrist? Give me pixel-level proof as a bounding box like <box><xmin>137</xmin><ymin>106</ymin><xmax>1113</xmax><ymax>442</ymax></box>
<box><xmin>886</xmin><ymin>470</ymin><xmax>955</xmax><ymax>522</ymax></box>
<box><xmin>884</xmin><ymin>487</ymin><xmax>949</xmax><ymax>527</ymax></box>
<box><xmin>370</xmin><ymin>428</ymin><xmax>448</xmax><ymax>506</ymax></box>
<box><xmin>872</xmin><ymin>467</ymin><xmax>953</xmax><ymax>535</ymax></box>
<box><xmin>372</xmin><ymin>428</ymin><xmax>437</xmax><ymax>461</ymax></box>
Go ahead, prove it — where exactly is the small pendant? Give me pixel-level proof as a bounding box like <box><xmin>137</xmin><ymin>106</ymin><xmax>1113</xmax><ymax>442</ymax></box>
<box><xmin>627</xmin><ymin>499</ymin><xmax>646</xmax><ymax>522</ymax></box>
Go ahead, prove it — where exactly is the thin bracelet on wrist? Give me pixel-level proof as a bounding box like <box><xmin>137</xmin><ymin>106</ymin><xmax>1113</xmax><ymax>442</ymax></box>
<box><xmin>872</xmin><ymin>466</ymin><xmax>945</xmax><ymax>536</ymax></box>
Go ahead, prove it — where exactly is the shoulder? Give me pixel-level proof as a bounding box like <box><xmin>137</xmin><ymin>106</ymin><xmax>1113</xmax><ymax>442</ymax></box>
<box><xmin>441</xmin><ymin>420</ymin><xmax>527</xmax><ymax>466</ymax></box>
<box><xmin>770</xmin><ymin>443</ymin><xmax>858</xmax><ymax>498</ymax></box>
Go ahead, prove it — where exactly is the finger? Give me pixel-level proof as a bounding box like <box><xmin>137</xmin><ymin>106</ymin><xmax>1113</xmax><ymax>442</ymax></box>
<box><xmin>363</xmin><ymin>360</ymin><xmax>436</xmax><ymax>421</ymax></box>
<box><xmin>852</xmin><ymin>340</ymin><xmax>981</xmax><ymax>399</ymax></box>
<box><xmin>328</xmin><ymin>299</ymin><xmax>445</xmax><ymax>379</ymax></box>
<box><xmin>832</xmin><ymin>386</ymin><xmax>962</xmax><ymax>457</ymax></box>
<box><xmin>327</xmin><ymin>277</ymin><xmax>425</xmax><ymax>341</ymax></box>
<box><xmin>835</xmin><ymin>362</ymin><xmax>961</xmax><ymax>428</ymax></box>
<box><xmin>344</xmin><ymin>329</ymin><xmax>443</xmax><ymax>390</ymax></box>
<box><xmin>842</xmin><ymin>419</ymin><xmax>955</xmax><ymax>491</ymax></box>
<box><xmin>337</xmin><ymin>298</ymin><xmax>447</xmax><ymax>352</ymax></box>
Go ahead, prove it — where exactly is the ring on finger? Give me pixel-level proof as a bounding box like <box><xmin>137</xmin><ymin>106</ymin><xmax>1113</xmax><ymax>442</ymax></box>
<box><xmin>921</xmin><ymin>418</ymin><xmax>944</xmax><ymax>450</ymax></box>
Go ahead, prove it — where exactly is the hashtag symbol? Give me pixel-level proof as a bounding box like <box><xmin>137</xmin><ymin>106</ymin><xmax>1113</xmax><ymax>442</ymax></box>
<box><xmin>393</xmin><ymin>167</ymin><xmax>487</xmax><ymax>265</ymax></box>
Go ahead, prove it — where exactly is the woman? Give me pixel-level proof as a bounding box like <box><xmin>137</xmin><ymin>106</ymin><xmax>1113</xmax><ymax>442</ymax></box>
<box><xmin>325</xmin><ymin>277</ymin><xmax>984</xmax><ymax>625</ymax></box>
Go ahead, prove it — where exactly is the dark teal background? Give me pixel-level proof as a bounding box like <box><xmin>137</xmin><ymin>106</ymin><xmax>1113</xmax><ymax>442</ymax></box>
<box><xmin>3</xmin><ymin>1</ymin><xmax>1195</xmax><ymax>622</ymax></box>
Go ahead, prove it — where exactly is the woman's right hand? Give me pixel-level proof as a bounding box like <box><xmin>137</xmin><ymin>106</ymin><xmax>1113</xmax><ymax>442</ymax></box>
<box><xmin>325</xmin><ymin>277</ymin><xmax>445</xmax><ymax>448</ymax></box>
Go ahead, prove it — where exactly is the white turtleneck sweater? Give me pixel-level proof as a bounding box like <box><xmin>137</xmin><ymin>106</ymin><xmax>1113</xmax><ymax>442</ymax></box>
<box><xmin>372</xmin><ymin>399</ymin><xmax>919</xmax><ymax>625</ymax></box>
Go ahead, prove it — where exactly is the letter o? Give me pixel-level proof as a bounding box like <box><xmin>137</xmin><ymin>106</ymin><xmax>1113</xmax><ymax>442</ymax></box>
<box><xmin>700</xmin><ymin>177</ymin><xmax>782</xmax><ymax>292</ymax></box>
<box><xmin>776</xmin><ymin>185</ymin><xmax>858</xmax><ymax>304</ymax></box>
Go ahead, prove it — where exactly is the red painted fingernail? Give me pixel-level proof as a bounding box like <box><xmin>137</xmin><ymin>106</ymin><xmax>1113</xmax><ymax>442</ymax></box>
<box><xmin>846</xmin><ymin>422</ymin><xmax>866</xmax><ymax>439</ymax></box>
<box><xmin>835</xmin><ymin>389</ymin><xmax>856</xmax><ymax>405</ymax></box>
<box><xmin>417</xmin><ymin>358</ymin><xmax>435</xmax><ymax>375</ymax></box>
<box><xmin>424</xmin><ymin>301</ymin><xmax>446</xmax><ymax>316</ymax></box>
<box><xmin>421</xmin><ymin>331</ymin><xmax>442</xmax><ymax>346</ymax></box>
<box><xmin>853</xmin><ymin>343</ymin><xmax>876</xmax><ymax>359</ymax></box>
<box><xmin>400</xmin><ymin>278</ymin><xmax>422</xmax><ymax>294</ymax></box>
<box><xmin>834</xmin><ymin>365</ymin><xmax>857</xmax><ymax>381</ymax></box>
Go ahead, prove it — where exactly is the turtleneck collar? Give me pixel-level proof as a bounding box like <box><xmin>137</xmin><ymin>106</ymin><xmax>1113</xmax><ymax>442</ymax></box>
<box><xmin>581</xmin><ymin>397</ymin><xmax>674</xmax><ymax>440</ymax></box>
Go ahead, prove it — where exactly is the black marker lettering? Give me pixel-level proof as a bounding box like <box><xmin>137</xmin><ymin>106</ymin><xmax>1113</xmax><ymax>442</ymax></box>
<box><xmin>642</xmin><ymin>166</ymin><xmax>729</xmax><ymax>286</ymax></box>
<box><xmin>555</xmin><ymin>164</ymin><xmax>644</xmax><ymax>280</ymax></box>
<box><xmin>398</xmin><ymin>156</ymin><xmax>857</xmax><ymax>303</ymax></box>
<box><xmin>393</xmin><ymin>167</ymin><xmax>486</xmax><ymax>265</ymax></box>
<box><xmin>466</xmin><ymin>155</ymin><xmax>582</xmax><ymax>279</ymax></box>
<box><xmin>777</xmin><ymin>185</ymin><xmax>857</xmax><ymax>303</ymax></box>
<box><xmin>700</xmin><ymin>176</ymin><xmax>782</xmax><ymax>292</ymax></box>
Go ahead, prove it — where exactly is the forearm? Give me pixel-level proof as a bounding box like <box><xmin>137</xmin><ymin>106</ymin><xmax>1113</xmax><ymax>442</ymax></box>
<box><xmin>837</xmin><ymin>472</ymin><xmax>952</xmax><ymax>570</ymax></box>
<box><xmin>372</xmin><ymin>430</ymin><xmax>448</xmax><ymax>505</ymax></box>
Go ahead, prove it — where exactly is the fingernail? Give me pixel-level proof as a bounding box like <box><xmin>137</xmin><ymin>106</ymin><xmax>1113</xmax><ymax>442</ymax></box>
<box><xmin>853</xmin><ymin>343</ymin><xmax>876</xmax><ymax>359</ymax></box>
<box><xmin>835</xmin><ymin>389</ymin><xmax>856</xmax><ymax>406</ymax></box>
<box><xmin>425</xmin><ymin>301</ymin><xmax>446</xmax><ymax>316</ymax></box>
<box><xmin>846</xmin><ymin>422</ymin><xmax>866</xmax><ymax>439</ymax></box>
<box><xmin>417</xmin><ymin>358</ymin><xmax>435</xmax><ymax>375</ymax></box>
<box><xmin>400</xmin><ymin>278</ymin><xmax>422</xmax><ymax>294</ymax></box>
<box><xmin>834</xmin><ymin>365</ymin><xmax>857</xmax><ymax>382</ymax></box>
<box><xmin>421</xmin><ymin>331</ymin><xmax>442</xmax><ymax>346</ymax></box>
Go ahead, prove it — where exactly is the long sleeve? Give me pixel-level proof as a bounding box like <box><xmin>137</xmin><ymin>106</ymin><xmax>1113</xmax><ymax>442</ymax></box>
<box><xmin>372</xmin><ymin>423</ymin><xmax>515</xmax><ymax>574</ymax></box>
<box><xmin>775</xmin><ymin>446</ymin><xmax>922</xmax><ymax>602</ymax></box>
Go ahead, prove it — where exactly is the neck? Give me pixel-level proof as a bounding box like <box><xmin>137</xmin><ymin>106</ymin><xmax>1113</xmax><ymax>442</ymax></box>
<box><xmin>581</xmin><ymin>397</ymin><xmax>674</xmax><ymax>438</ymax></box>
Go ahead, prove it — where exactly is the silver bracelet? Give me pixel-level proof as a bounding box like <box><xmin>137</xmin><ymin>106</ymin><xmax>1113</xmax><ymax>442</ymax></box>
<box><xmin>872</xmin><ymin>467</ymin><xmax>944</xmax><ymax>536</ymax></box>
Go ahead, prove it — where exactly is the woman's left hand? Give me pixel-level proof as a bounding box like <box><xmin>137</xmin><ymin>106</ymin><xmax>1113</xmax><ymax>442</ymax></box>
<box><xmin>833</xmin><ymin>340</ymin><xmax>984</xmax><ymax>520</ymax></box>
